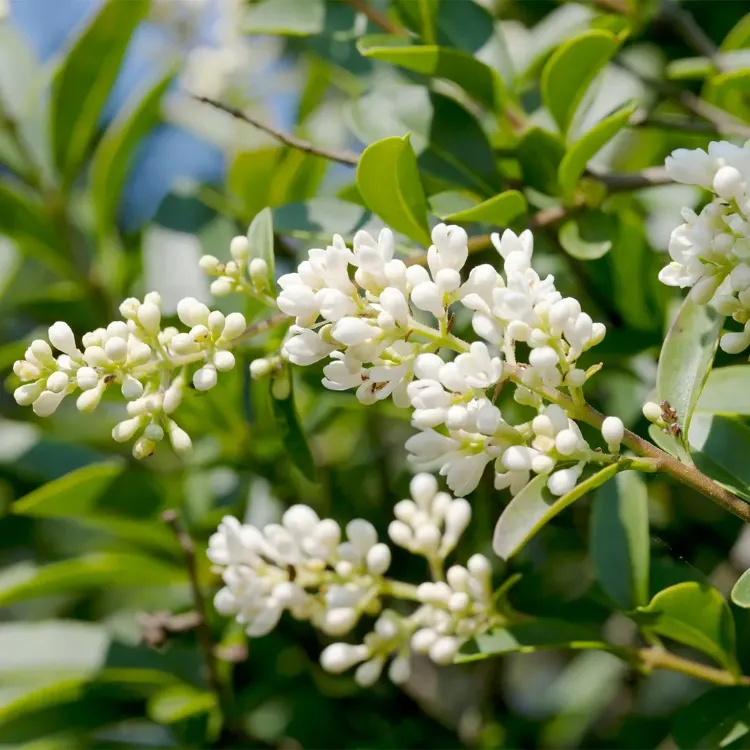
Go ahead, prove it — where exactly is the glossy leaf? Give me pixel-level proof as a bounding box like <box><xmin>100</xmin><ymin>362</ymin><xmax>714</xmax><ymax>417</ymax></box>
<box><xmin>631</xmin><ymin>582</ymin><xmax>738</xmax><ymax>671</ymax></box>
<box><xmin>656</xmin><ymin>295</ymin><xmax>722</xmax><ymax>459</ymax></box>
<box><xmin>672</xmin><ymin>687</ymin><xmax>750</xmax><ymax>749</ymax></box>
<box><xmin>697</xmin><ymin>365</ymin><xmax>750</xmax><ymax>415</ymax></box>
<box><xmin>731</xmin><ymin>568</ymin><xmax>750</xmax><ymax>609</ymax></box>
<box><xmin>706</xmin><ymin>69</ymin><xmax>750</xmax><ymax>120</ymax></box>
<box><xmin>492</xmin><ymin>464</ymin><xmax>621</xmax><ymax>561</ymax></box>
<box><xmin>558</xmin><ymin>219</ymin><xmax>612</xmax><ymax>260</ymax></box>
<box><xmin>49</xmin><ymin>0</ymin><xmax>149</xmax><ymax>182</ymax></box>
<box><xmin>516</xmin><ymin>127</ymin><xmax>566</xmax><ymax>195</ymax></box>
<box><xmin>558</xmin><ymin>100</ymin><xmax>636</xmax><ymax>197</ymax></box>
<box><xmin>246</xmin><ymin>207</ymin><xmax>275</xmax><ymax>292</ymax></box>
<box><xmin>0</xmin><ymin>553</ymin><xmax>184</xmax><ymax>608</ymax></box>
<box><xmin>243</xmin><ymin>0</ymin><xmax>325</xmax><ymax>36</ymax></box>
<box><xmin>443</xmin><ymin>190</ymin><xmax>527</xmax><ymax>226</ymax></box>
<box><xmin>590</xmin><ymin>471</ymin><xmax>650</xmax><ymax>610</ymax></box>
<box><xmin>90</xmin><ymin>72</ymin><xmax>173</xmax><ymax>238</ymax></box>
<box><xmin>721</xmin><ymin>13</ymin><xmax>750</xmax><ymax>51</ymax></box>
<box><xmin>689</xmin><ymin>414</ymin><xmax>750</xmax><ymax>503</ymax></box>
<box><xmin>458</xmin><ymin>619</ymin><xmax>604</xmax><ymax>663</ymax></box>
<box><xmin>148</xmin><ymin>685</ymin><xmax>217</xmax><ymax>724</ymax></box>
<box><xmin>541</xmin><ymin>29</ymin><xmax>620</xmax><ymax>134</ymax></box>
<box><xmin>357</xmin><ymin>36</ymin><xmax>509</xmax><ymax>113</ymax></box>
<box><xmin>356</xmin><ymin>135</ymin><xmax>430</xmax><ymax>245</ymax></box>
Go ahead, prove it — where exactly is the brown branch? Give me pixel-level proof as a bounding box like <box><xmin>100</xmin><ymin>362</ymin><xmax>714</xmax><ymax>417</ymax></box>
<box><xmin>192</xmin><ymin>95</ymin><xmax>360</xmax><ymax>167</ymax></box>
<box><xmin>630</xmin><ymin>111</ymin><xmax>723</xmax><ymax>135</ymax></box>
<box><xmin>587</xmin><ymin>165</ymin><xmax>673</xmax><ymax>191</ymax></box>
<box><xmin>638</xmin><ymin>647</ymin><xmax>750</xmax><ymax>686</ymax></box>
<box><xmin>342</xmin><ymin>0</ymin><xmax>410</xmax><ymax>36</ymax></box>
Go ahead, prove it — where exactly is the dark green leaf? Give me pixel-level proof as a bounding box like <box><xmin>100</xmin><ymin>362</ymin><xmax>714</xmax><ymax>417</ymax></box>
<box><xmin>656</xmin><ymin>295</ymin><xmax>722</xmax><ymax>460</ymax></box>
<box><xmin>50</xmin><ymin>0</ymin><xmax>149</xmax><ymax>182</ymax></box>
<box><xmin>443</xmin><ymin>190</ymin><xmax>527</xmax><ymax>226</ymax></box>
<box><xmin>516</xmin><ymin>127</ymin><xmax>565</xmax><ymax>195</ymax></box>
<box><xmin>271</xmin><ymin>369</ymin><xmax>317</xmax><ymax>481</ymax></box>
<box><xmin>672</xmin><ymin>687</ymin><xmax>750</xmax><ymax>749</ymax></box>
<box><xmin>458</xmin><ymin>619</ymin><xmax>605</xmax><ymax>663</ymax></box>
<box><xmin>558</xmin><ymin>100</ymin><xmax>637</xmax><ymax>197</ymax></box>
<box><xmin>90</xmin><ymin>72</ymin><xmax>173</xmax><ymax>238</ymax></box>
<box><xmin>492</xmin><ymin>464</ymin><xmax>621</xmax><ymax>560</ymax></box>
<box><xmin>246</xmin><ymin>207</ymin><xmax>275</xmax><ymax>291</ymax></box>
<box><xmin>243</xmin><ymin>0</ymin><xmax>325</xmax><ymax>36</ymax></box>
<box><xmin>697</xmin><ymin>366</ymin><xmax>750</xmax><ymax>415</ymax></box>
<box><xmin>356</xmin><ymin>135</ymin><xmax>430</xmax><ymax>245</ymax></box>
<box><xmin>631</xmin><ymin>582</ymin><xmax>738</xmax><ymax>671</ymax></box>
<box><xmin>558</xmin><ymin>219</ymin><xmax>612</xmax><ymax>260</ymax></box>
<box><xmin>590</xmin><ymin>471</ymin><xmax>650</xmax><ymax>610</ymax></box>
<box><xmin>541</xmin><ymin>29</ymin><xmax>620</xmax><ymax>135</ymax></box>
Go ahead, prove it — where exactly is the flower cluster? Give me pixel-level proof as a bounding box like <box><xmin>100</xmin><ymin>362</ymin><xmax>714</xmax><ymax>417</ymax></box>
<box><xmin>659</xmin><ymin>140</ymin><xmax>750</xmax><ymax>353</ymax></box>
<box><xmin>12</xmin><ymin>293</ymin><xmax>246</xmax><ymax>458</ymax></box>
<box><xmin>208</xmin><ymin>474</ymin><xmax>497</xmax><ymax>686</ymax></box>
<box><xmin>264</xmin><ymin>223</ymin><xmax>617</xmax><ymax>499</ymax></box>
<box><xmin>199</xmin><ymin>235</ymin><xmax>272</xmax><ymax>300</ymax></box>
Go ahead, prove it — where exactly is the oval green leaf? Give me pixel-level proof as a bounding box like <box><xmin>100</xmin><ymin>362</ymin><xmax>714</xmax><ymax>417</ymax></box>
<box><xmin>558</xmin><ymin>100</ymin><xmax>637</xmax><ymax>197</ymax></box>
<box><xmin>541</xmin><ymin>29</ymin><xmax>620</xmax><ymax>135</ymax></box>
<box><xmin>558</xmin><ymin>218</ymin><xmax>612</xmax><ymax>260</ymax></box>
<box><xmin>50</xmin><ymin>0</ymin><xmax>149</xmax><ymax>183</ymax></box>
<box><xmin>672</xmin><ymin>686</ymin><xmax>750</xmax><ymax>749</ymax></box>
<box><xmin>656</xmin><ymin>294</ymin><xmax>722</xmax><ymax>461</ymax></box>
<box><xmin>493</xmin><ymin>463</ymin><xmax>621</xmax><ymax>561</ymax></box>
<box><xmin>443</xmin><ymin>190</ymin><xmax>527</xmax><ymax>226</ymax></box>
<box><xmin>590</xmin><ymin>471</ymin><xmax>650</xmax><ymax>610</ymax></box>
<box><xmin>631</xmin><ymin>582</ymin><xmax>738</xmax><ymax>672</ymax></box>
<box><xmin>148</xmin><ymin>685</ymin><xmax>217</xmax><ymax>725</ymax></box>
<box><xmin>246</xmin><ymin>206</ymin><xmax>276</xmax><ymax>292</ymax></box>
<box><xmin>697</xmin><ymin>365</ymin><xmax>750</xmax><ymax>415</ymax></box>
<box><xmin>90</xmin><ymin>72</ymin><xmax>174</xmax><ymax>239</ymax></box>
<box><xmin>356</xmin><ymin>135</ymin><xmax>431</xmax><ymax>245</ymax></box>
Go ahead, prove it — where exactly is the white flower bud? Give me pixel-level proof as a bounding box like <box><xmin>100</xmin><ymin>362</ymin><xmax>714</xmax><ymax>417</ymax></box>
<box><xmin>83</xmin><ymin>346</ymin><xmax>109</xmax><ymax>367</ymax></box>
<box><xmin>323</xmin><ymin>607</ymin><xmax>359</xmax><ymax>636</ymax></box>
<box><xmin>467</xmin><ymin>554</ymin><xmax>492</xmax><ymax>581</ymax></box>
<box><xmin>444</xmin><ymin>498</ymin><xmax>471</xmax><ymax>539</ymax></box>
<box><xmin>121</xmin><ymin>375</ymin><xmax>144</xmax><ymax>400</ymax></box>
<box><xmin>721</xmin><ymin>331</ymin><xmax>749</xmax><ymax>354</ymax></box>
<box><xmin>713</xmin><ymin>165</ymin><xmax>743</xmax><ymax>199</ymax></box>
<box><xmin>642</xmin><ymin>401</ymin><xmax>662</xmax><ymax>423</ymax></box>
<box><xmin>45</xmin><ymin>371</ymin><xmax>69</xmax><ymax>393</ymax></box>
<box><xmin>177</xmin><ymin>297</ymin><xmax>210</xmax><ymax>327</ymax></box>
<box><xmin>529</xmin><ymin>346</ymin><xmax>558</xmax><ymax>369</ymax></box>
<box><xmin>193</xmin><ymin>365</ymin><xmax>218</xmax><ymax>391</ymax></box>
<box><xmin>162</xmin><ymin>381</ymin><xmax>183</xmax><ymax>414</ymax></box>
<box><xmin>366</xmin><ymin>543</ymin><xmax>391</xmax><ymax>575</ymax></box>
<box><xmin>213</xmin><ymin>350</ymin><xmax>235</xmax><ymax>372</ymax></box>
<box><xmin>602</xmin><ymin>416</ymin><xmax>624</xmax><ymax>448</ymax></box>
<box><xmin>355</xmin><ymin>658</ymin><xmax>384</xmax><ymax>687</ymax></box>
<box><xmin>210</xmin><ymin>278</ymin><xmax>234</xmax><ymax>296</ymax></box>
<box><xmin>32</xmin><ymin>389</ymin><xmax>66</xmax><ymax>417</ymax></box>
<box><xmin>14</xmin><ymin>382</ymin><xmax>44</xmax><ymax>406</ymax></box>
<box><xmin>199</xmin><ymin>254</ymin><xmax>220</xmax><ymax>272</ymax></box>
<box><xmin>104</xmin><ymin>337</ymin><xmax>128</xmax><ymax>363</ymax></box>
<box><xmin>30</xmin><ymin>339</ymin><xmax>54</xmax><ymax>365</ymax></box>
<box><xmin>555</xmin><ymin>429</ymin><xmax>579</xmax><ymax>456</ymax></box>
<box><xmin>207</xmin><ymin>310</ymin><xmax>225</xmax><ymax>337</ymax></box>
<box><xmin>166</xmin><ymin>420</ymin><xmax>192</xmax><ymax>455</ymax></box>
<box><xmin>144</xmin><ymin>423</ymin><xmax>164</xmax><ymax>441</ymax></box>
<box><xmin>249</xmin><ymin>258</ymin><xmax>269</xmax><ymax>290</ymax></box>
<box><xmin>388</xmin><ymin>520</ymin><xmax>413</xmax><ymax>548</ymax></box>
<box><xmin>449</xmin><ymin>591</ymin><xmax>470</xmax><ymax>612</ymax></box>
<box><xmin>429</xmin><ymin>636</ymin><xmax>459</xmax><ymax>665</ymax></box>
<box><xmin>76</xmin><ymin>381</ymin><xmax>105</xmax><ymax>413</ymax></box>
<box><xmin>346</xmin><ymin>519</ymin><xmax>378</xmax><ymax>555</ymax></box>
<box><xmin>250</xmin><ymin>358</ymin><xmax>273</xmax><ymax>379</ymax></box>
<box><xmin>119</xmin><ymin>297</ymin><xmax>140</xmax><ymax>320</ymax></box>
<box><xmin>48</xmin><ymin>322</ymin><xmax>78</xmax><ymax>356</ymax></box>
<box><xmin>112</xmin><ymin>417</ymin><xmax>144</xmax><ymax>443</ymax></box>
<box><xmin>230</xmin><ymin>235</ymin><xmax>250</xmax><ymax>261</ymax></box>
<box><xmin>388</xmin><ymin>656</ymin><xmax>411</xmax><ymax>685</ymax></box>
<box><xmin>411</xmin><ymin>281</ymin><xmax>444</xmax><ymax>318</ymax></box>
<box><xmin>221</xmin><ymin>312</ymin><xmax>247</xmax><ymax>341</ymax></box>
<box><xmin>190</xmin><ymin>324</ymin><xmax>210</xmax><ymax>343</ymax></box>
<box><xmin>76</xmin><ymin>367</ymin><xmax>99</xmax><ymax>390</ymax></box>
<box><xmin>133</xmin><ymin>436</ymin><xmax>156</xmax><ymax>460</ymax></box>
<box><xmin>13</xmin><ymin>360</ymin><xmax>40</xmax><ymax>381</ymax></box>
<box><xmin>127</xmin><ymin>340</ymin><xmax>152</xmax><ymax>366</ymax></box>
<box><xmin>320</xmin><ymin>643</ymin><xmax>368</xmax><ymax>674</ymax></box>
<box><xmin>547</xmin><ymin>467</ymin><xmax>579</xmax><ymax>496</ymax></box>
<box><xmin>447</xmin><ymin>565</ymin><xmax>471</xmax><ymax>591</ymax></box>
<box><xmin>410</xmin><ymin>473</ymin><xmax>438</xmax><ymax>505</ymax></box>
<box><xmin>414</xmin><ymin>523</ymin><xmax>441</xmax><ymax>553</ymax></box>
<box><xmin>411</xmin><ymin>628</ymin><xmax>438</xmax><ymax>653</ymax></box>
<box><xmin>136</xmin><ymin>302</ymin><xmax>161</xmax><ymax>335</ymax></box>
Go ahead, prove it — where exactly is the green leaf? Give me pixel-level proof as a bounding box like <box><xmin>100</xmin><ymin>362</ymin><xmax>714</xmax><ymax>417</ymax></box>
<box><xmin>49</xmin><ymin>0</ymin><xmax>149</xmax><ymax>182</ymax></box>
<box><xmin>590</xmin><ymin>471</ymin><xmax>650</xmax><ymax>610</ymax></box>
<box><xmin>656</xmin><ymin>295</ymin><xmax>722</xmax><ymax>460</ymax></box>
<box><xmin>246</xmin><ymin>207</ymin><xmax>275</xmax><ymax>292</ymax></box>
<box><xmin>722</xmin><ymin>13</ymin><xmax>750</xmax><ymax>52</ymax></box>
<box><xmin>516</xmin><ymin>127</ymin><xmax>566</xmax><ymax>195</ymax></box>
<box><xmin>558</xmin><ymin>219</ymin><xmax>612</xmax><ymax>260</ymax></box>
<box><xmin>357</xmin><ymin>36</ymin><xmax>510</xmax><ymax>114</ymax></box>
<box><xmin>90</xmin><ymin>72</ymin><xmax>173</xmax><ymax>238</ymax></box>
<box><xmin>274</xmin><ymin>198</ymin><xmax>371</xmax><ymax>237</ymax></box>
<box><xmin>458</xmin><ymin>619</ymin><xmax>604</xmax><ymax>663</ymax></box>
<box><xmin>492</xmin><ymin>464</ymin><xmax>621</xmax><ymax>561</ymax></box>
<box><xmin>666</xmin><ymin>56</ymin><xmax>715</xmax><ymax>81</ymax></box>
<box><xmin>558</xmin><ymin>101</ymin><xmax>637</xmax><ymax>197</ymax></box>
<box><xmin>0</xmin><ymin>553</ymin><xmax>184</xmax><ymax>608</ymax></box>
<box><xmin>706</xmin><ymin>69</ymin><xmax>750</xmax><ymax>121</ymax></box>
<box><xmin>697</xmin><ymin>366</ymin><xmax>750</xmax><ymax>415</ymax></box>
<box><xmin>731</xmin><ymin>569</ymin><xmax>750</xmax><ymax>609</ymax></box>
<box><xmin>428</xmin><ymin>191</ymin><xmax>479</xmax><ymax>218</ymax></box>
<box><xmin>271</xmin><ymin>369</ymin><xmax>317</xmax><ymax>482</ymax></box>
<box><xmin>631</xmin><ymin>582</ymin><xmax>738</xmax><ymax>672</ymax></box>
<box><xmin>356</xmin><ymin>135</ymin><xmax>430</xmax><ymax>245</ymax></box>
<box><xmin>443</xmin><ymin>190</ymin><xmax>527</xmax><ymax>226</ymax></box>
<box><xmin>689</xmin><ymin>414</ymin><xmax>750</xmax><ymax>503</ymax></box>
<box><xmin>148</xmin><ymin>685</ymin><xmax>217</xmax><ymax>724</ymax></box>
<box><xmin>672</xmin><ymin>687</ymin><xmax>750</xmax><ymax>750</ymax></box>
<box><xmin>243</xmin><ymin>0</ymin><xmax>325</xmax><ymax>36</ymax></box>
<box><xmin>541</xmin><ymin>29</ymin><xmax>620</xmax><ymax>135</ymax></box>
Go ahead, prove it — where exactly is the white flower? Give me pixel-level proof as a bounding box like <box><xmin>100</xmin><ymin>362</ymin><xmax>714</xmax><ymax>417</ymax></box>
<box><xmin>283</xmin><ymin>327</ymin><xmax>336</xmax><ymax>366</ymax></box>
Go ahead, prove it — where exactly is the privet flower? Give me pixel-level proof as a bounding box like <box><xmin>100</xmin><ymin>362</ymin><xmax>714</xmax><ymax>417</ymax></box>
<box><xmin>659</xmin><ymin>140</ymin><xmax>750</xmax><ymax>354</ymax></box>
<box><xmin>12</xmin><ymin>293</ymin><xmax>246</xmax><ymax>458</ymax></box>
<box><xmin>208</xmin><ymin>474</ymin><xmax>497</xmax><ymax>685</ymax></box>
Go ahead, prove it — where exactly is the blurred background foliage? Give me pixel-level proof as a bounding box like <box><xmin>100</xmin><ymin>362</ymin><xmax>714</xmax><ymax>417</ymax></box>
<box><xmin>1</xmin><ymin>0</ymin><xmax>750</xmax><ymax>747</ymax></box>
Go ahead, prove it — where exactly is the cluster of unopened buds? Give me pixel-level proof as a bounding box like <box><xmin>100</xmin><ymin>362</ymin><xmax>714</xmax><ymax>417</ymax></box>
<box><xmin>209</xmin><ymin>473</ymin><xmax>497</xmax><ymax>686</ymax></box>
<box><xmin>199</xmin><ymin>235</ymin><xmax>273</xmax><ymax>301</ymax></box>
<box><xmin>659</xmin><ymin>139</ymin><xmax>750</xmax><ymax>354</ymax></box>
<box><xmin>12</xmin><ymin>293</ymin><xmax>247</xmax><ymax>458</ymax></box>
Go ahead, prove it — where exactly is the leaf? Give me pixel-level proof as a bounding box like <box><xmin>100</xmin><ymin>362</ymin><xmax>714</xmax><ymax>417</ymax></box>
<box><xmin>590</xmin><ymin>471</ymin><xmax>650</xmax><ymax>610</ymax></box>
<box><xmin>697</xmin><ymin>366</ymin><xmax>750</xmax><ymax>415</ymax></box>
<box><xmin>0</xmin><ymin>553</ymin><xmax>184</xmax><ymax>608</ymax></box>
<box><xmin>458</xmin><ymin>619</ymin><xmax>604</xmax><ymax>663</ymax></box>
<box><xmin>731</xmin><ymin>569</ymin><xmax>750</xmax><ymax>609</ymax></box>
<box><xmin>689</xmin><ymin>414</ymin><xmax>750</xmax><ymax>503</ymax></box>
<box><xmin>656</xmin><ymin>295</ymin><xmax>722</xmax><ymax>460</ymax></box>
<box><xmin>631</xmin><ymin>582</ymin><xmax>738</xmax><ymax>672</ymax></box>
<box><xmin>443</xmin><ymin>190</ymin><xmax>527</xmax><ymax>226</ymax></box>
<box><xmin>49</xmin><ymin>0</ymin><xmax>149</xmax><ymax>182</ymax></box>
<box><xmin>90</xmin><ymin>72</ymin><xmax>173</xmax><ymax>238</ymax></box>
<box><xmin>271</xmin><ymin>370</ymin><xmax>317</xmax><ymax>482</ymax></box>
<box><xmin>706</xmin><ymin>70</ymin><xmax>750</xmax><ymax>121</ymax></box>
<box><xmin>148</xmin><ymin>685</ymin><xmax>217</xmax><ymax>724</ymax></box>
<box><xmin>558</xmin><ymin>219</ymin><xmax>612</xmax><ymax>260</ymax></box>
<box><xmin>274</xmin><ymin>198</ymin><xmax>372</xmax><ymax>237</ymax></box>
<box><xmin>246</xmin><ymin>207</ymin><xmax>275</xmax><ymax>291</ymax></box>
<box><xmin>516</xmin><ymin>127</ymin><xmax>566</xmax><ymax>195</ymax></box>
<box><xmin>492</xmin><ymin>464</ymin><xmax>621</xmax><ymax>561</ymax></box>
<box><xmin>357</xmin><ymin>36</ymin><xmax>510</xmax><ymax>114</ymax></box>
<box><xmin>243</xmin><ymin>0</ymin><xmax>325</xmax><ymax>36</ymax></box>
<box><xmin>356</xmin><ymin>135</ymin><xmax>430</xmax><ymax>245</ymax></box>
<box><xmin>672</xmin><ymin>687</ymin><xmax>750</xmax><ymax>750</ymax></box>
<box><xmin>541</xmin><ymin>29</ymin><xmax>620</xmax><ymax>135</ymax></box>
<box><xmin>558</xmin><ymin>101</ymin><xmax>637</xmax><ymax>197</ymax></box>
<box><xmin>721</xmin><ymin>13</ymin><xmax>750</xmax><ymax>52</ymax></box>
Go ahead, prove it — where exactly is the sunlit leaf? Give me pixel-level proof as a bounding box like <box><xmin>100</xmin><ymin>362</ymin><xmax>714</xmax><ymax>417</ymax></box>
<box><xmin>148</xmin><ymin>685</ymin><xmax>217</xmax><ymax>724</ymax></box>
<box><xmin>443</xmin><ymin>190</ymin><xmax>527</xmax><ymax>226</ymax></box>
<box><xmin>246</xmin><ymin>207</ymin><xmax>275</xmax><ymax>292</ymax></box>
<box><xmin>244</xmin><ymin>0</ymin><xmax>325</xmax><ymax>36</ymax></box>
<box><xmin>697</xmin><ymin>366</ymin><xmax>750</xmax><ymax>415</ymax></box>
<box><xmin>558</xmin><ymin>219</ymin><xmax>611</xmax><ymax>260</ymax></box>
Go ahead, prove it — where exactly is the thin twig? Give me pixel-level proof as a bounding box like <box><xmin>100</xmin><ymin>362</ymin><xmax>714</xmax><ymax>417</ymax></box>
<box><xmin>236</xmin><ymin>311</ymin><xmax>291</xmax><ymax>343</ymax></box>
<box><xmin>638</xmin><ymin>647</ymin><xmax>750</xmax><ymax>686</ymax></box>
<box><xmin>192</xmin><ymin>95</ymin><xmax>360</xmax><ymax>167</ymax></box>
<box><xmin>630</xmin><ymin>111</ymin><xmax>723</xmax><ymax>135</ymax></box>
<box><xmin>162</xmin><ymin>510</ymin><xmax>226</xmax><ymax>701</ymax></box>
<box><xmin>342</xmin><ymin>0</ymin><xmax>410</xmax><ymax>36</ymax></box>
<box><xmin>658</xmin><ymin>0</ymin><xmax>723</xmax><ymax>71</ymax></box>
<box><xmin>587</xmin><ymin>166</ymin><xmax>673</xmax><ymax>191</ymax></box>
